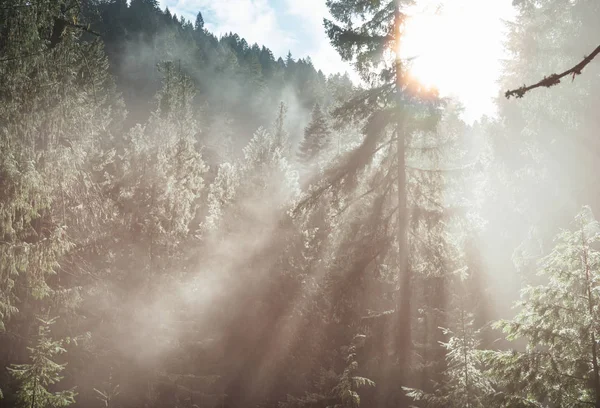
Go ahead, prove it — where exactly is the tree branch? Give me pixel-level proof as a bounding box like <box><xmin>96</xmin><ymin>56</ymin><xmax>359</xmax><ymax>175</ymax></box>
<box><xmin>505</xmin><ymin>43</ymin><xmax>600</xmax><ymax>99</ymax></box>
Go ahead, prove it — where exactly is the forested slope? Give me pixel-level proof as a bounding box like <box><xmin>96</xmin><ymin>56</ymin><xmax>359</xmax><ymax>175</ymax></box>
<box><xmin>85</xmin><ymin>0</ymin><xmax>356</xmax><ymax>148</ymax></box>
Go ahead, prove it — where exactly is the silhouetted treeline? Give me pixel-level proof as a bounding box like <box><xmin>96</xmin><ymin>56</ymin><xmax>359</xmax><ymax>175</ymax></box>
<box><xmin>84</xmin><ymin>0</ymin><xmax>355</xmax><ymax>146</ymax></box>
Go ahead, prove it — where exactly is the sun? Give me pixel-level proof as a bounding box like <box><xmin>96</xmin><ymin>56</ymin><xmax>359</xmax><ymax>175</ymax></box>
<box><xmin>396</xmin><ymin>0</ymin><xmax>513</xmax><ymax>120</ymax></box>
<box><xmin>399</xmin><ymin>12</ymin><xmax>460</xmax><ymax>94</ymax></box>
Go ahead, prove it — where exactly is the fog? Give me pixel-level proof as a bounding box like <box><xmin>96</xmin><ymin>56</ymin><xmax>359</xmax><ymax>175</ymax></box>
<box><xmin>1</xmin><ymin>0</ymin><xmax>600</xmax><ymax>407</ymax></box>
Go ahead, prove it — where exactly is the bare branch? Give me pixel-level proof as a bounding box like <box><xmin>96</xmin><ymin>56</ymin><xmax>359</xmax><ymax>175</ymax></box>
<box><xmin>505</xmin><ymin>43</ymin><xmax>600</xmax><ymax>99</ymax></box>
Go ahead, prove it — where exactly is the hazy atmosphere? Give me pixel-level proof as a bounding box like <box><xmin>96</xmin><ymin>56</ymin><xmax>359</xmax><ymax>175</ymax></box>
<box><xmin>0</xmin><ymin>0</ymin><xmax>599</xmax><ymax>407</ymax></box>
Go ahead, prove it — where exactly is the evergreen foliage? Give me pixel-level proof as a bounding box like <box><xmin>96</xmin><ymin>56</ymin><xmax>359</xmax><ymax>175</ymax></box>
<box><xmin>293</xmin><ymin>3</ymin><xmax>482</xmax><ymax>407</ymax></box>
<box><xmin>405</xmin><ymin>309</ymin><xmax>493</xmax><ymax>408</ymax></box>
<box><xmin>7</xmin><ymin>318</ymin><xmax>76</xmax><ymax>408</ymax></box>
<box><xmin>483</xmin><ymin>207</ymin><xmax>600</xmax><ymax>407</ymax></box>
<box><xmin>1</xmin><ymin>0</ymin><xmax>599</xmax><ymax>407</ymax></box>
<box><xmin>82</xmin><ymin>0</ymin><xmax>356</xmax><ymax>140</ymax></box>
<box><xmin>298</xmin><ymin>104</ymin><xmax>331</xmax><ymax>168</ymax></box>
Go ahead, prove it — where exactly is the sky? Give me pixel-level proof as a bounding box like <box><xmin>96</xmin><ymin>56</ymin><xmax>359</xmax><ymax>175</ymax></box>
<box><xmin>160</xmin><ymin>0</ymin><xmax>516</xmax><ymax>123</ymax></box>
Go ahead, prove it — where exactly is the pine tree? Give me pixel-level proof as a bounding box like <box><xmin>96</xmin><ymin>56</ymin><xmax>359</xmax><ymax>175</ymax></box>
<box><xmin>7</xmin><ymin>317</ymin><xmax>76</xmax><ymax>408</ymax></box>
<box><xmin>482</xmin><ymin>206</ymin><xmax>600</xmax><ymax>407</ymax></box>
<box><xmin>0</xmin><ymin>1</ymin><xmax>359</xmax><ymax>406</ymax></box>
<box><xmin>0</xmin><ymin>0</ymin><xmax>71</xmax><ymax>336</ymax></box>
<box><xmin>259</xmin><ymin>46</ymin><xmax>275</xmax><ymax>78</ymax></box>
<box><xmin>93</xmin><ymin>371</ymin><xmax>121</xmax><ymax>408</ymax></box>
<box><xmin>93</xmin><ymin>63</ymin><xmax>208</xmax><ymax>404</ymax></box>
<box><xmin>285</xmin><ymin>51</ymin><xmax>294</xmax><ymax>67</ymax></box>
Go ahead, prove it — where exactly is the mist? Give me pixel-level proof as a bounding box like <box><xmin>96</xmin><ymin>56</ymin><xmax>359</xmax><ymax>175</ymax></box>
<box><xmin>1</xmin><ymin>0</ymin><xmax>600</xmax><ymax>407</ymax></box>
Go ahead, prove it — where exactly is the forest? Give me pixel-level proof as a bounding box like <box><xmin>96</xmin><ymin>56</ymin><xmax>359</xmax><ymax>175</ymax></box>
<box><xmin>0</xmin><ymin>0</ymin><xmax>599</xmax><ymax>407</ymax></box>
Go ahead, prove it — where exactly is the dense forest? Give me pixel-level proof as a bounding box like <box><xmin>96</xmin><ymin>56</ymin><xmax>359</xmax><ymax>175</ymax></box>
<box><xmin>1</xmin><ymin>0</ymin><xmax>600</xmax><ymax>407</ymax></box>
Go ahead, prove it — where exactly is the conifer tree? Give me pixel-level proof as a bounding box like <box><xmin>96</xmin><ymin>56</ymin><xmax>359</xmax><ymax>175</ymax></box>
<box><xmin>113</xmin><ymin>60</ymin><xmax>206</xmax><ymax>282</ymax></box>
<box><xmin>0</xmin><ymin>1</ymin><xmax>360</xmax><ymax>406</ymax></box>
<box><xmin>298</xmin><ymin>104</ymin><xmax>331</xmax><ymax>168</ymax></box>
<box><xmin>94</xmin><ymin>63</ymin><xmax>207</xmax><ymax>403</ymax></box>
<box><xmin>483</xmin><ymin>206</ymin><xmax>600</xmax><ymax>407</ymax></box>
<box><xmin>0</xmin><ymin>0</ymin><xmax>123</xmax><ymax>370</ymax></box>
<box><xmin>7</xmin><ymin>317</ymin><xmax>76</xmax><ymax>408</ymax></box>
<box><xmin>315</xmin><ymin>3</ymin><xmax>492</xmax><ymax>406</ymax></box>
<box><xmin>280</xmin><ymin>334</ymin><xmax>375</xmax><ymax>408</ymax></box>
<box><xmin>404</xmin><ymin>309</ymin><xmax>493</xmax><ymax>408</ymax></box>
<box><xmin>487</xmin><ymin>0</ymin><xmax>600</xmax><ymax>296</ymax></box>
<box><xmin>273</xmin><ymin>102</ymin><xmax>290</xmax><ymax>154</ymax></box>
<box><xmin>200</xmin><ymin>107</ymin><xmax>298</xmax><ymax>238</ymax></box>
<box><xmin>315</xmin><ymin>4</ymin><xmax>444</xmax><ymax>403</ymax></box>
<box><xmin>93</xmin><ymin>371</ymin><xmax>120</xmax><ymax>408</ymax></box>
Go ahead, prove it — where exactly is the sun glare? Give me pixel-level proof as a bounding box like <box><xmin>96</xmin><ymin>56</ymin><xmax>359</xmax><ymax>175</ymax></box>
<box><xmin>400</xmin><ymin>13</ymin><xmax>455</xmax><ymax>92</ymax></box>
<box><xmin>398</xmin><ymin>0</ymin><xmax>514</xmax><ymax>120</ymax></box>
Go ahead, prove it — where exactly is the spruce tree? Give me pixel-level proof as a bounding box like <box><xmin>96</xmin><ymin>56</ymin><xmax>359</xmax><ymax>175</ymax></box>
<box><xmin>317</xmin><ymin>3</ymin><xmax>492</xmax><ymax>405</ymax></box>
<box><xmin>113</xmin><ymin>60</ymin><xmax>206</xmax><ymax>281</ymax></box>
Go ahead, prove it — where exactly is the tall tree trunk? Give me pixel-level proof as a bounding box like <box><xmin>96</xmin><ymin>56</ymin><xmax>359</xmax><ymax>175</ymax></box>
<box><xmin>394</xmin><ymin>0</ymin><xmax>412</xmax><ymax>403</ymax></box>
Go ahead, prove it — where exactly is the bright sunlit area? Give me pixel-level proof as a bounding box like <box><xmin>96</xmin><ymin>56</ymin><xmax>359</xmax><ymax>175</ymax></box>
<box><xmin>2</xmin><ymin>0</ymin><xmax>600</xmax><ymax>407</ymax></box>
<box><xmin>400</xmin><ymin>0</ymin><xmax>516</xmax><ymax>121</ymax></box>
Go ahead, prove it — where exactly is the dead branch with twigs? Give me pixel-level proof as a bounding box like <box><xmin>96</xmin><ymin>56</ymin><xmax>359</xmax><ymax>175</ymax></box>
<box><xmin>505</xmin><ymin>43</ymin><xmax>600</xmax><ymax>99</ymax></box>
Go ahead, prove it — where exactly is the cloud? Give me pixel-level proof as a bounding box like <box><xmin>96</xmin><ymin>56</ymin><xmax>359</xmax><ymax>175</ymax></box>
<box><xmin>161</xmin><ymin>0</ymin><xmax>352</xmax><ymax>77</ymax></box>
<box><xmin>161</xmin><ymin>0</ymin><xmax>297</xmax><ymax>57</ymax></box>
<box><xmin>284</xmin><ymin>0</ymin><xmax>328</xmax><ymax>27</ymax></box>
<box><xmin>281</xmin><ymin>0</ymin><xmax>354</xmax><ymax>76</ymax></box>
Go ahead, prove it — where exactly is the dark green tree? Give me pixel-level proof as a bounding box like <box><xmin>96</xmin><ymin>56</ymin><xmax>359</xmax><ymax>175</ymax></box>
<box><xmin>194</xmin><ymin>11</ymin><xmax>204</xmax><ymax>30</ymax></box>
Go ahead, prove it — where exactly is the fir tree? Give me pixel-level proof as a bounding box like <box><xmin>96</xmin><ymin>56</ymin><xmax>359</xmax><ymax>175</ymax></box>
<box><xmin>93</xmin><ymin>371</ymin><xmax>120</xmax><ymax>408</ymax></box>
<box><xmin>0</xmin><ymin>0</ymin><xmax>123</xmax><ymax>380</ymax></box>
<box><xmin>486</xmin><ymin>0</ymin><xmax>600</xmax><ymax>299</ymax></box>
<box><xmin>115</xmin><ymin>60</ymin><xmax>206</xmax><ymax>279</ymax></box>
<box><xmin>280</xmin><ymin>334</ymin><xmax>375</xmax><ymax>408</ymax></box>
